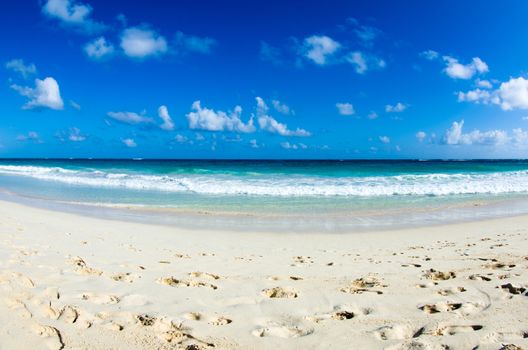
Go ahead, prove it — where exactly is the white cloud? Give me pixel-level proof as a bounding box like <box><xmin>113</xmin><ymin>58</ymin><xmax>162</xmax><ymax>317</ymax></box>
<box><xmin>107</xmin><ymin>111</ymin><xmax>153</xmax><ymax>125</ymax></box>
<box><xmin>476</xmin><ymin>79</ymin><xmax>492</xmax><ymax>89</ymax></box>
<box><xmin>11</xmin><ymin>77</ymin><xmax>64</xmax><ymax>110</ymax></box>
<box><xmin>443</xmin><ymin>56</ymin><xmax>488</xmax><ymax>80</ymax></box>
<box><xmin>367</xmin><ymin>111</ymin><xmax>378</xmax><ymax>120</ymax></box>
<box><xmin>120</xmin><ymin>27</ymin><xmax>168</xmax><ymax>58</ymax></box>
<box><xmin>458</xmin><ymin>77</ymin><xmax>528</xmax><ymax>111</ymax></box>
<box><xmin>420</xmin><ymin>50</ymin><xmax>439</xmax><ymax>60</ymax></box>
<box><xmin>416</xmin><ymin>131</ymin><xmax>427</xmax><ymax>142</ymax></box>
<box><xmin>17</xmin><ymin>131</ymin><xmax>41</xmax><ymax>142</ymax></box>
<box><xmin>347</xmin><ymin>52</ymin><xmax>366</xmax><ymax>73</ymax></box>
<box><xmin>175</xmin><ymin>31</ymin><xmax>216</xmax><ymax>54</ymax></box>
<box><xmin>158</xmin><ymin>105</ymin><xmax>175</xmax><ymax>131</ymax></box>
<box><xmin>256</xmin><ymin>97</ymin><xmax>310</xmax><ymax>137</ymax></box>
<box><xmin>346</xmin><ymin>51</ymin><xmax>385</xmax><ymax>74</ymax></box>
<box><xmin>379</xmin><ymin>135</ymin><xmax>390</xmax><ymax>144</ymax></box>
<box><xmin>497</xmin><ymin>77</ymin><xmax>528</xmax><ymax>110</ymax></box>
<box><xmin>68</xmin><ymin>127</ymin><xmax>86</xmax><ymax>141</ymax></box>
<box><xmin>385</xmin><ymin>102</ymin><xmax>407</xmax><ymax>113</ymax></box>
<box><xmin>302</xmin><ymin>35</ymin><xmax>341</xmax><ymax>65</ymax></box>
<box><xmin>5</xmin><ymin>59</ymin><xmax>37</xmax><ymax>78</ymax></box>
<box><xmin>444</xmin><ymin>120</ymin><xmax>509</xmax><ymax>146</ymax></box>
<box><xmin>249</xmin><ymin>139</ymin><xmax>259</xmax><ymax>148</ymax></box>
<box><xmin>175</xmin><ymin>134</ymin><xmax>188</xmax><ymax>143</ymax></box>
<box><xmin>281</xmin><ymin>141</ymin><xmax>307</xmax><ymax>150</ymax></box>
<box><xmin>354</xmin><ymin>25</ymin><xmax>380</xmax><ymax>44</ymax></box>
<box><xmin>122</xmin><ymin>138</ymin><xmax>137</xmax><ymax>147</ymax></box>
<box><xmin>336</xmin><ymin>102</ymin><xmax>355</xmax><ymax>115</ymax></box>
<box><xmin>272</xmin><ymin>100</ymin><xmax>293</xmax><ymax>115</ymax></box>
<box><xmin>187</xmin><ymin>101</ymin><xmax>255</xmax><ymax>133</ymax></box>
<box><xmin>42</xmin><ymin>0</ymin><xmax>105</xmax><ymax>33</ymax></box>
<box><xmin>84</xmin><ymin>37</ymin><xmax>114</xmax><ymax>59</ymax></box>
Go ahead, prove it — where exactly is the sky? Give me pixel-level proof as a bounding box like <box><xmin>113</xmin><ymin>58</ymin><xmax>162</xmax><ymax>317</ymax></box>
<box><xmin>2</xmin><ymin>0</ymin><xmax>528</xmax><ymax>159</ymax></box>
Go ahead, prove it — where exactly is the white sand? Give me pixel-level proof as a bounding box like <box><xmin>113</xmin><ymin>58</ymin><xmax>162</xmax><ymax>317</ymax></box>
<box><xmin>0</xmin><ymin>199</ymin><xmax>527</xmax><ymax>350</ymax></box>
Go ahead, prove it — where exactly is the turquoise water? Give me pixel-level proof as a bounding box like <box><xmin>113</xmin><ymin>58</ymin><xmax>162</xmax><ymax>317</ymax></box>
<box><xmin>1</xmin><ymin>159</ymin><xmax>528</xmax><ymax>230</ymax></box>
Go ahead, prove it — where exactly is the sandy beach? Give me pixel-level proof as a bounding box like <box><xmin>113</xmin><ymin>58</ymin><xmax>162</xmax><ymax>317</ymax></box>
<box><xmin>0</xmin><ymin>199</ymin><xmax>526</xmax><ymax>349</ymax></box>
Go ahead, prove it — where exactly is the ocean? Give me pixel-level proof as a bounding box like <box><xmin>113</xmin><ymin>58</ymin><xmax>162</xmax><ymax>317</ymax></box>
<box><xmin>1</xmin><ymin>159</ymin><xmax>528</xmax><ymax>231</ymax></box>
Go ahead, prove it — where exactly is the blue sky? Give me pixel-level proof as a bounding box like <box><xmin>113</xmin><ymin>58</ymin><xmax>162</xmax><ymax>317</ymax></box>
<box><xmin>2</xmin><ymin>0</ymin><xmax>528</xmax><ymax>159</ymax></box>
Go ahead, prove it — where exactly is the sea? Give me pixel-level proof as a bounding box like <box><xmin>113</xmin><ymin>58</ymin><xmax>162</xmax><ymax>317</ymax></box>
<box><xmin>1</xmin><ymin>159</ymin><xmax>528</xmax><ymax>232</ymax></box>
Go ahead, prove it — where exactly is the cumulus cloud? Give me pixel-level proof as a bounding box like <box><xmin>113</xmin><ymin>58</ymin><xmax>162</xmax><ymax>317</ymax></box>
<box><xmin>385</xmin><ymin>102</ymin><xmax>407</xmax><ymax>113</ymax></box>
<box><xmin>379</xmin><ymin>135</ymin><xmax>390</xmax><ymax>144</ymax></box>
<box><xmin>302</xmin><ymin>35</ymin><xmax>341</xmax><ymax>65</ymax></box>
<box><xmin>249</xmin><ymin>139</ymin><xmax>259</xmax><ymax>148</ymax></box>
<box><xmin>346</xmin><ymin>51</ymin><xmax>385</xmax><ymax>74</ymax></box>
<box><xmin>272</xmin><ymin>100</ymin><xmax>293</xmax><ymax>115</ymax></box>
<box><xmin>158</xmin><ymin>105</ymin><xmax>175</xmax><ymax>131</ymax></box>
<box><xmin>354</xmin><ymin>25</ymin><xmax>381</xmax><ymax>45</ymax></box>
<box><xmin>458</xmin><ymin>76</ymin><xmax>528</xmax><ymax>111</ymax></box>
<box><xmin>367</xmin><ymin>111</ymin><xmax>378</xmax><ymax>120</ymax></box>
<box><xmin>68</xmin><ymin>127</ymin><xmax>86</xmax><ymax>141</ymax></box>
<box><xmin>336</xmin><ymin>102</ymin><xmax>355</xmax><ymax>115</ymax></box>
<box><xmin>120</xmin><ymin>27</ymin><xmax>168</xmax><ymax>58</ymax></box>
<box><xmin>17</xmin><ymin>131</ymin><xmax>41</xmax><ymax>142</ymax></box>
<box><xmin>416</xmin><ymin>131</ymin><xmax>427</xmax><ymax>142</ymax></box>
<box><xmin>443</xmin><ymin>120</ymin><xmax>509</xmax><ymax>146</ymax></box>
<box><xmin>187</xmin><ymin>101</ymin><xmax>255</xmax><ymax>133</ymax></box>
<box><xmin>476</xmin><ymin>79</ymin><xmax>492</xmax><ymax>89</ymax></box>
<box><xmin>107</xmin><ymin>111</ymin><xmax>153</xmax><ymax>125</ymax></box>
<box><xmin>42</xmin><ymin>0</ymin><xmax>105</xmax><ymax>33</ymax></box>
<box><xmin>281</xmin><ymin>141</ymin><xmax>307</xmax><ymax>150</ymax></box>
<box><xmin>175</xmin><ymin>31</ymin><xmax>216</xmax><ymax>54</ymax></box>
<box><xmin>256</xmin><ymin>97</ymin><xmax>310</xmax><ymax>137</ymax></box>
<box><xmin>84</xmin><ymin>37</ymin><xmax>114</xmax><ymax>59</ymax></box>
<box><xmin>174</xmin><ymin>134</ymin><xmax>188</xmax><ymax>143</ymax></box>
<box><xmin>443</xmin><ymin>56</ymin><xmax>488</xmax><ymax>80</ymax></box>
<box><xmin>11</xmin><ymin>77</ymin><xmax>64</xmax><ymax>110</ymax></box>
<box><xmin>5</xmin><ymin>59</ymin><xmax>37</xmax><ymax>78</ymax></box>
<box><xmin>420</xmin><ymin>50</ymin><xmax>439</xmax><ymax>60</ymax></box>
<box><xmin>122</xmin><ymin>138</ymin><xmax>137</xmax><ymax>147</ymax></box>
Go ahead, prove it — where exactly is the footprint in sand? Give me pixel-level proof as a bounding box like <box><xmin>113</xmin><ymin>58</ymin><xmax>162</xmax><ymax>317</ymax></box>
<box><xmin>436</xmin><ymin>286</ymin><xmax>466</xmax><ymax>296</ymax></box>
<box><xmin>500</xmin><ymin>345</ymin><xmax>523</xmax><ymax>350</ymax></box>
<box><xmin>423</xmin><ymin>269</ymin><xmax>456</xmax><ymax>281</ymax></box>
<box><xmin>4</xmin><ymin>297</ymin><xmax>32</xmax><ymax>319</ymax></box>
<box><xmin>69</xmin><ymin>256</ymin><xmax>102</xmax><ymax>276</ymax></box>
<box><xmin>374</xmin><ymin>324</ymin><xmax>424</xmax><ymax>340</ymax></box>
<box><xmin>262</xmin><ymin>287</ymin><xmax>298</xmax><ymax>298</ymax></box>
<box><xmin>81</xmin><ymin>292</ymin><xmax>120</xmax><ymax>305</ymax></box>
<box><xmin>158</xmin><ymin>277</ymin><xmax>218</xmax><ymax>290</ymax></box>
<box><xmin>184</xmin><ymin>312</ymin><xmax>232</xmax><ymax>326</ymax></box>
<box><xmin>42</xmin><ymin>304</ymin><xmax>78</xmax><ymax>323</ymax></box>
<box><xmin>483</xmin><ymin>262</ymin><xmax>516</xmax><ymax>270</ymax></box>
<box><xmin>499</xmin><ymin>283</ymin><xmax>527</xmax><ymax>295</ymax></box>
<box><xmin>188</xmin><ymin>271</ymin><xmax>221</xmax><ymax>280</ymax></box>
<box><xmin>291</xmin><ymin>256</ymin><xmax>314</xmax><ymax>266</ymax></box>
<box><xmin>468</xmin><ymin>274</ymin><xmax>492</xmax><ymax>282</ymax></box>
<box><xmin>419</xmin><ymin>302</ymin><xmax>462</xmax><ymax>314</ymax></box>
<box><xmin>252</xmin><ymin>323</ymin><xmax>313</xmax><ymax>338</ymax></box>
<box><xmin>33</xmin><ymin>324</ymin><xmax>64</xmax><ymax>350</ymax></box>
<box><xmin>340</xmin><ymin>276</ymin><xmax>386</xmax><ymax>295</ymax></box>
<box><xmin>305</xmin><ymin>308</ymin><xmax>355</xmax><ymax>323</ymax></box>
<box><xmin>432</xmin><ymin>324</ymin><xmax>483</xmax><ymax>336</ymax></box>
<box><xmin>109</xmin><ymin>272</ymin><xmax>137</xmax><ymax>283</ymax></box>
<box><xmin>10</xmin><ymin>272</ymin><xmax>35</xmax><ymax>288</ymax></box>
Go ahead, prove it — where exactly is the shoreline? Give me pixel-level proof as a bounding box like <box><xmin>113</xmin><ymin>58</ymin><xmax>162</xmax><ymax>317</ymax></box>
<box><xmin>1</xmin><ymin>199</ymin><xmax>527</xmax><ymax>349</ymax></box>
<box><xmin>3</xmin><ymin>188</ymin><xmax>528</xmax><ymax>234</ymax></box>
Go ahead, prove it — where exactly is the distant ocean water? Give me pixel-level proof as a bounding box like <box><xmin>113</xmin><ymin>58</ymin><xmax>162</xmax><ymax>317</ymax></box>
<box><xmin>1</xmin><ymin>159</ymin><xmax>528</xmax><ymax>231</ymax></box>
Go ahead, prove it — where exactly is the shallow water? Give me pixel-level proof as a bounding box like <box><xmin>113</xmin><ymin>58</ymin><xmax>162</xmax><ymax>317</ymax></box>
<box><xmin>1</xmin><ymin>159</ymin><xmax>528</xmax><ymax>231</ymax></box>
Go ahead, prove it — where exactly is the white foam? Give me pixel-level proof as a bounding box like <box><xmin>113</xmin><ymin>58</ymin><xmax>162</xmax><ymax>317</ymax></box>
<box><xmin>1</xmin><ymin>165</ymin><xmax>528</xmax><ymax>197</ymax></box>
